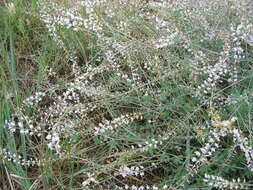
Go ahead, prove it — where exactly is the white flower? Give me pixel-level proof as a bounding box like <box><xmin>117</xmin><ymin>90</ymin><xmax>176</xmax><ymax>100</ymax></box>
<box><xmin>47</xmin><ymin>142</ymin><xmax>53</xmax><ymax>150</ymax></box>
<box><xmin>195</xmin><ymin>151</ymin><xmax>201</xmax><ymax>157</ymax></box>
<box><xmin>7</xmin><ymin>2</ymin><xmax>15</xmax><ymax>14</ymax></box>
<box><xmin>192</xmin><ymin>157</ymin><xmax>197</xmax><ymax>162</ymax></box>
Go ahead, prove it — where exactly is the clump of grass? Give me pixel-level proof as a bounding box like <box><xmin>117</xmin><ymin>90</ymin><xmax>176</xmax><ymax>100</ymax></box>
<box><xmin>1</xmin><ymin>0</ymin><xmax>253</xmax><ymax>189</ymax></box>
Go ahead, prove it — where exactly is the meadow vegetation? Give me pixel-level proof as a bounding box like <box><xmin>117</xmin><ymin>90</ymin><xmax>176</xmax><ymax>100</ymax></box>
<box><xmin>0</xmin><ymin>0</ymin><xmax>253</xmax><ymax>189</ymax></box>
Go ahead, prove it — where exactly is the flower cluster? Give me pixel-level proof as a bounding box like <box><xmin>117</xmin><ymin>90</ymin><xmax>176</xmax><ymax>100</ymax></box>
<box><xmin>204</xmin><ymin>174</ymin><xmax>247</xmax><ymax>190</ymax></box>
<box><xmin>71</xmin><ymin>64</ymin><xmax>107</xmax><ymax>85</ymax></box>
<box><xmin>4</xmin><ymin>111</ymin><xmax>42</xmax><ymax>136</ymax></box>
<box><xmin>189</xmin><ymin>118</ymin><xmax>237</xmax><ymax>176</ymax></box>
<box><xmin>231</xmin><ymin>128</ymin><xmax>253</xmax><ymax>171</ymax></box>
<box><xmin>230</xmin><ymin>23</ymin><xmax>252</xmax><ymax>66</ymax></box>
<box><xmin>6</xmin><ymin>2</ymin><xmax>15</xmax><ymax>14</ymax></box>
<box><xmin>38</xmin><ymin>1</ymin><xmax>81</xmax><ymax>45</ymax></box>
<box><xmin>0</xmin><ymin>148</ymin><xmax>38</xmax><ymax>167</ymax></box>
<box><xmin>104</xmin><ymin>41</ymin><xmax>128</xmax><ymax>63</ymax></box>
<box><xmin>144</xmin><ymin>4</ymin><xmax>179</xmax><ymax>49</ymax></box>
<box><xmin>82</xmin><ymin>173</ymin><xmax>99</xmax><ymax>189</ymax></box>
<box><xmin>139</xmin><ymin>138</ymin><xmax>163</xmax><ymax>152</ymax></box>
<box><xmin>190</xmin><ymin>116</ymin><xmax>253</xmax><ymax>181</ymax></box>
<box><xmin>4</xmin><ymin>84</ymin><xmax>100</xmax><ymax>155</ymax></box>
<box><xmin>38</xmin><ymin>0</ymin><xmax>107</xmax><ymax>46</ymax></box>
<box><xmin>195</xmin><ymin>51</ymin><xmax>230</xmax><ymax>97</ymax></box>
<box><xmin>46</xmin><ymin>132</ymin><xmax>61</xmax><ymax>154</ymax></box>
<box><xmin>191</xmin><ymin>127</ymin><xmax>229</xmax><ymax>164</ymax></box>
<box><xmin>94</xmin><ymin>113</ymin><xmax>143</xmax><ymax>136</ymax></box>
<box><xmin>23</xmin><ymin>91</ymin><xmax>46</xmax><ymax>106</ymax></box>
<box><xmin>116</xmin><ymin>165</ymin><xmax>145</xmax><ymax>178</ymax></box>
<box><xmin>114</xmin><ymin>184</ymin><xmax>159</xmax><ymax>190</ymax></box>
<box><xmin>185</xmin><ymin>10</ymin><xmax>252</xmax><ymax>102</ymax></box>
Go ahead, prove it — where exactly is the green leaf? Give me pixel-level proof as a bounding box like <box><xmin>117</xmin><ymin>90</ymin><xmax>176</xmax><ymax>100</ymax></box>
<box><xmin>17</xmin><ymin>21</ymin><xmax>25</xmax><ymax>34</ymax></box>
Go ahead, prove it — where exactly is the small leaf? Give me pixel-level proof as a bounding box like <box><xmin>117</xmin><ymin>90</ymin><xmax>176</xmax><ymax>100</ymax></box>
<box><xmin>17</xmin><ymin>21</ymin><xmax>25</xmax><ymax>35</ymax></box>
